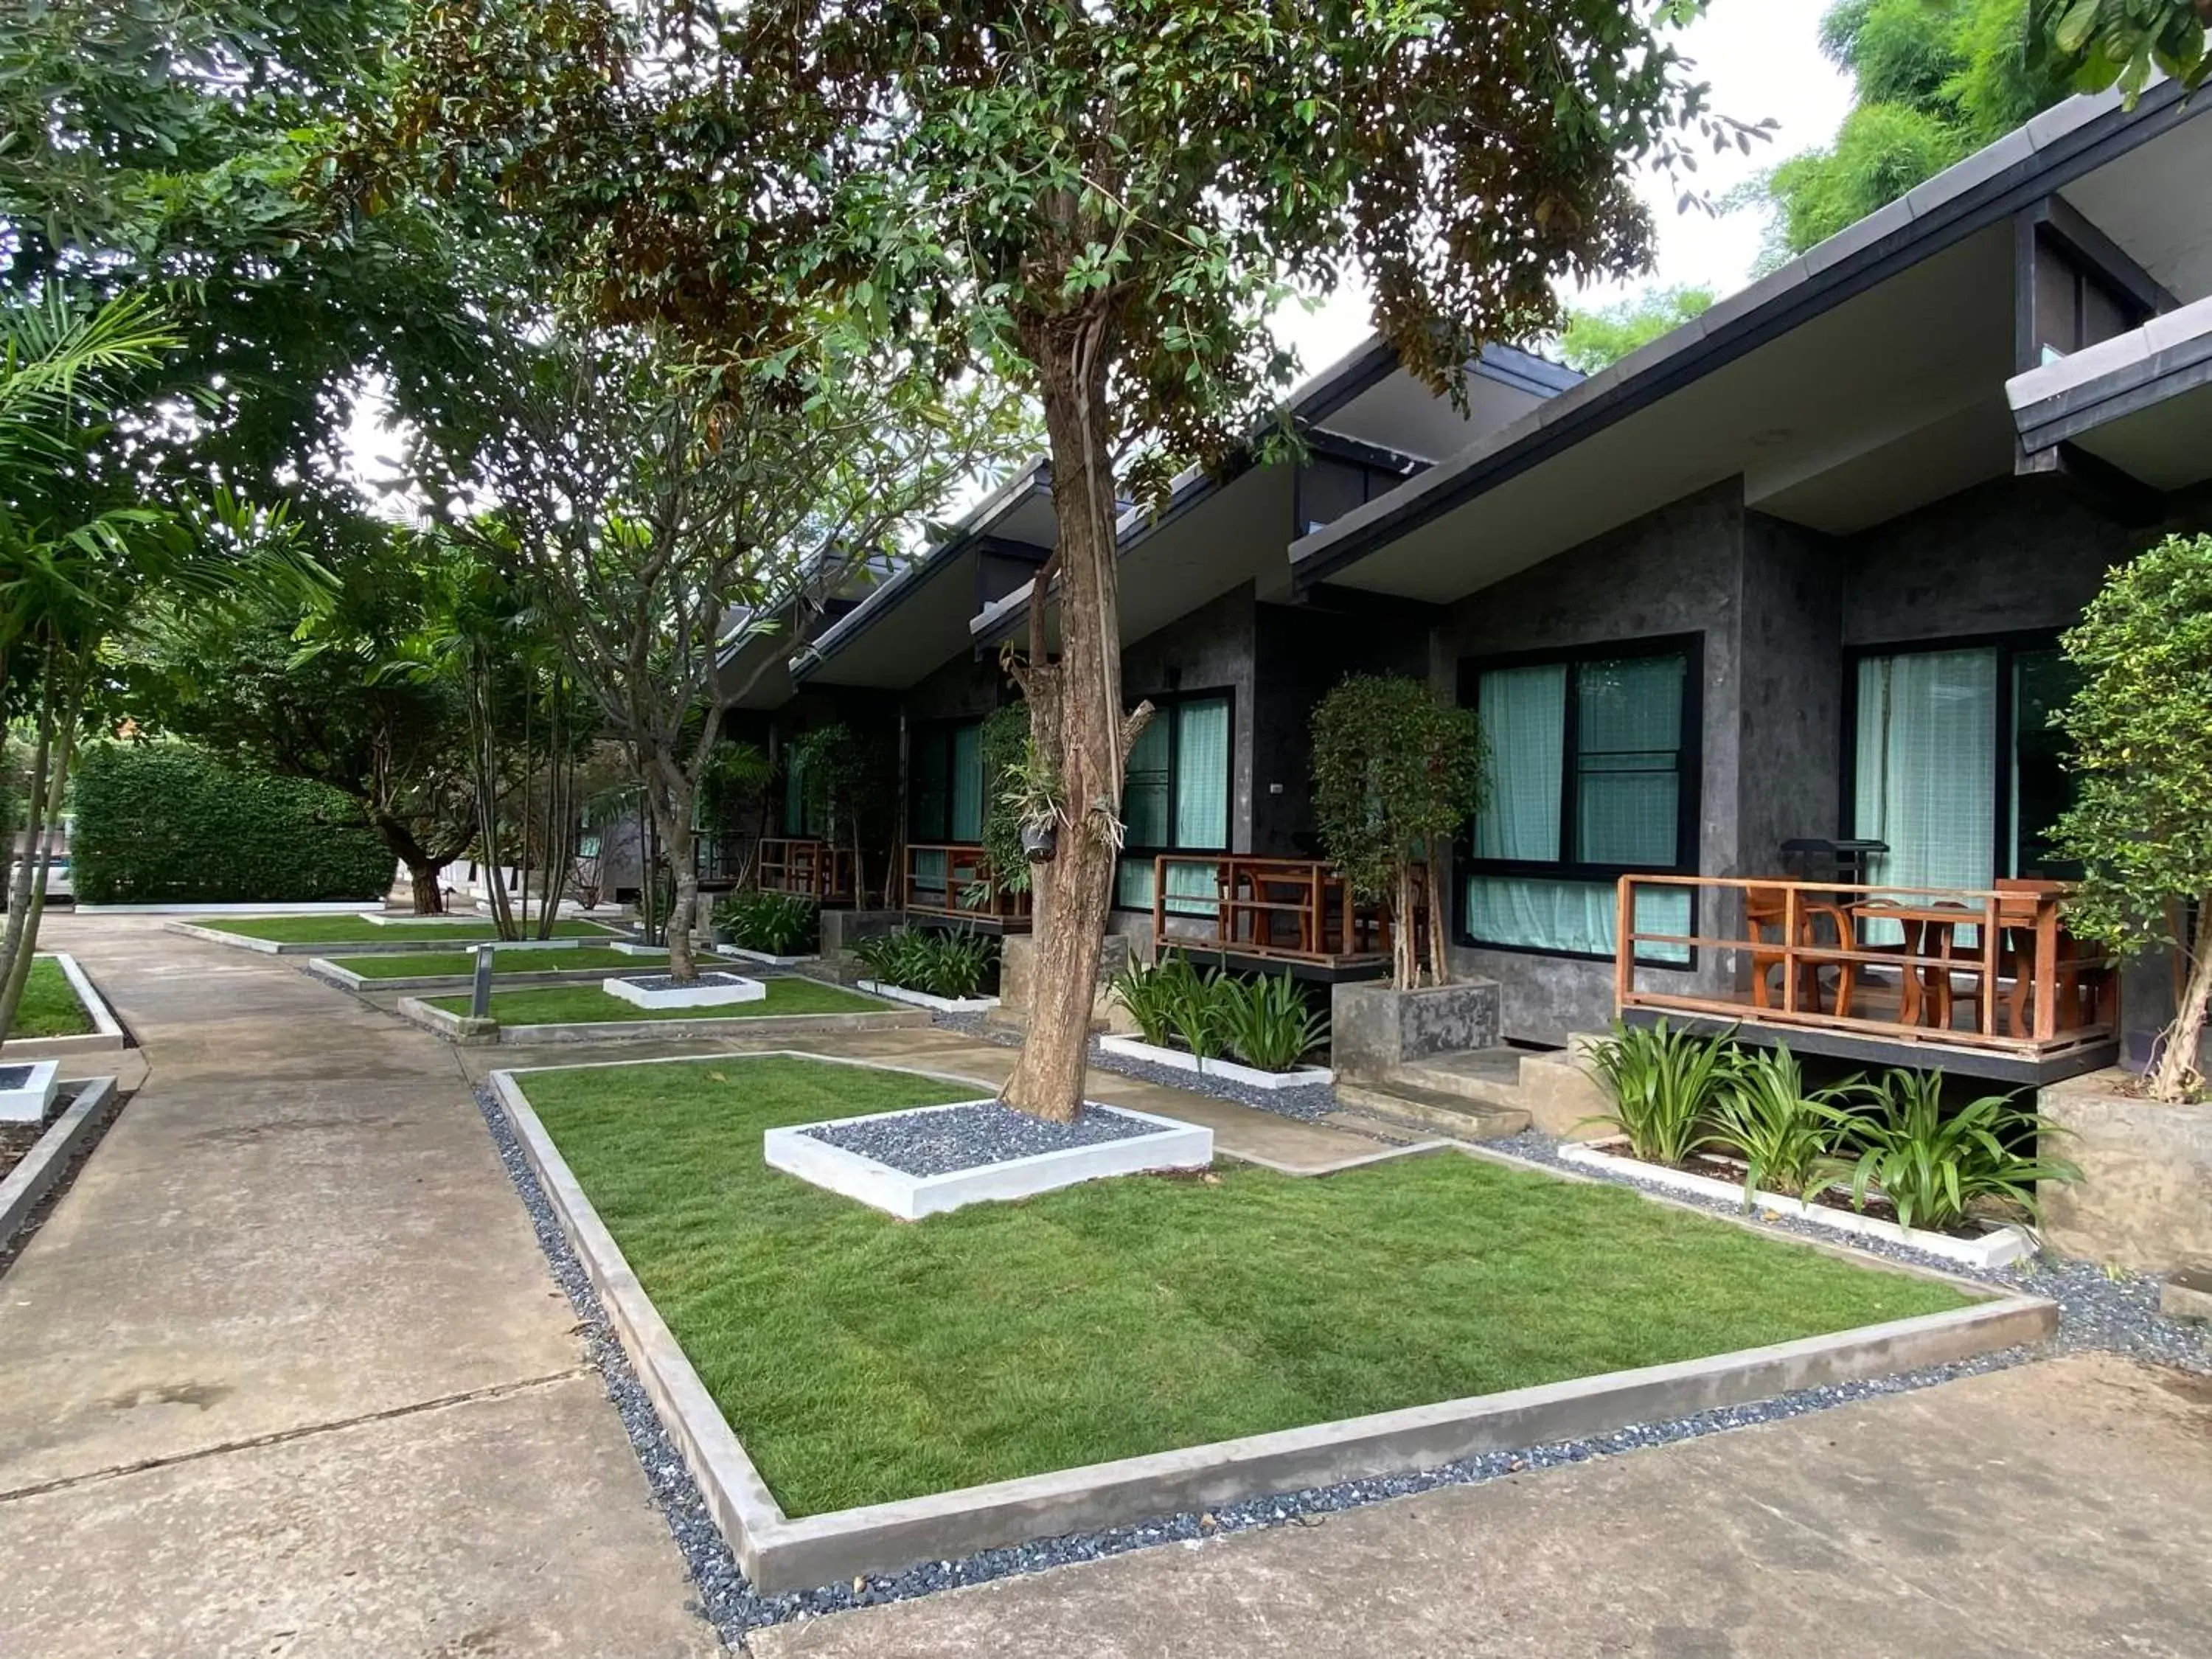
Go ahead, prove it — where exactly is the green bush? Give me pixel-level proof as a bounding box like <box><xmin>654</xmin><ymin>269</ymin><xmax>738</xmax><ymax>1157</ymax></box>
<box><xmin>713</xmin><ymin>889</ymin><xmax>818</xmax><ymax>955</ymax></box>
<box><xmin>1108</xmin><ymin>956</ymin><xmax>1328</xmax><ymax>1073</ymax></box>
<box><xmin>1706</xmin><ymin>1046</ymin><xmax>1854</xmax><ymax>1203</ymax></box>
<box><xmin>1832</xmin><ymin>1070</ymin><xmax>2079</xmax><ymax>1234</ymax></box>
<box><xmin>852</xmin><ymin>927</ymin><xmax>999</xmax><ymax>1000</ymax></box>
<box><xmin>73</xmin><ymin>744</ymin><xmax>394</xmax><ymax>905</ymax></box>
<box><xmin>1582</xmin><ymin>1019</ymin><xmax>1741</xmax><ymax>1167</ymax></box>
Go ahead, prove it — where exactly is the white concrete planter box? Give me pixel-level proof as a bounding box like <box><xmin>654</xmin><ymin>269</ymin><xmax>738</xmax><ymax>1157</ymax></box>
<box><xmin>80</xmin><ymin>900</ymin><xmax>370</xmax><ymax>915</ymax></box>
<box><xmin>763</xmin><ymin>1100</ymin><xmax>1212</xmax><ymax>1221</ymax></box>
<box><xmin>608</xmin><ymin>941</ymin><xmax>669</xmax><ymax>957</ymax></box>
<box><xmin>1558</xmin><ymin>1139</ymin><xmax>2037</xmax><ymax>1269</ymax></box>
<box><xmin>725</xmin><ymin>947</ymin><xmax>820</xmax><ymax>968</ymax></box>
<box><xmin>856</xmin><ymin>980</ymin><xmax>1000</xmax><ymax>1014</ymax></box>
<box><xmin>0</xmin><ymin>955</ymin><xmax>128</xmax><ymax>1060</ymax></box>
<box><xmin>601</xmin><ymin>973</ymin><xmax>767</xmax><ymax>1011</ymax></box>
<box><xmin>0</xmin><ymin>1059</ymin><xmax>63</xmax><ymax>1124</ymax></box>
<box><xmin>1098</xmin><ymin>1034</ymin><xmax>1333</xmax><ymax>1091</ymax></box>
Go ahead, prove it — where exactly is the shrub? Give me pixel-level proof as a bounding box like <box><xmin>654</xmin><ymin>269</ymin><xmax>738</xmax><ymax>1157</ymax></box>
<box><xmin>73</xmin><ymin>743</ymin><xmax>393</xmax><ymax>905</ymax></box>
<box><xmin>1211</xmin><ymin>973</ymin><xmax>1330</xmax><ymax>1072</ymax></box>
<box><xmin>713</xmin><ymin>890</ymin><xmax>818</xmax><ymax>955</ymax></box>
<box><xmin>1109</xmin><ymin>957</ymin><xmax>1328</xmax><ymax>1073</ymax></box>
<box><xmin>1832</xmin><ymin>1070</ymin><xmax>2079</xmax><ymax>1234</ymax></box>
<box><xmin>1706</xmin><ymin>1046</ymin><xmax>1854</xmax><ymax>1204</ymax></box>
<box><xmin>852</xmin><ymin>927</ymin><xmax>998</xmax><ymax>1000</ymax></box>
<box><xmin>1582</xmin><ymin>1019</ymin><xmax>1740</xmax><ymax>1167</ymax></box>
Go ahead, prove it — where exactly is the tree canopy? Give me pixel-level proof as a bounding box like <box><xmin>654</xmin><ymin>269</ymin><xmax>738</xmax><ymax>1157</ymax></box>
<box><xmin>1557</xmin><ymin>285</ymin><xmax>1714</xmax><ymax>373</ymax></box>
<box><xmin>2029</xmin><ymin>0</ymin><xmax>2211</xmax><ymax>101</ymax></box>
<box><xmin>1741</xmin><ymin>0</ymin><xmax>2075</xmax><ymax>265</ymax></box>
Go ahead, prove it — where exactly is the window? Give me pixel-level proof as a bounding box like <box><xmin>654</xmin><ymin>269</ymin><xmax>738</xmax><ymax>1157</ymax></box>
<box><xmin>2032</xmin><ymin>234</ymin><xmax>2140</xmax><ymax>364</ymax></box>
<box><xmin>908</xmin><ymin>719</ymin><xmax>987</xmax><ymax>902</ymax></box>
<box><xmin>1459</xmin><ymin>640</ymin><xmax>1700</xmax><ymax>964</ymax></box>
<box><xmin>1113</xmin><ymin>692</ymin><xmax>1232</xmax><ymax>914</ymax></box>
<box><xmin>1848</xmin><ymin>639</ymin><xmax>2081</xmax><ymax>942</ymax></box>
<box><xmin>782</xmin><ymin>748</ymin><xmax>827</xmax><ymax>837</ymax></box>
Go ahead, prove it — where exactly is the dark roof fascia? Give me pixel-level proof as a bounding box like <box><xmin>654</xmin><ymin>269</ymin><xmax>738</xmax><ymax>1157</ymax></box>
<box><xmin>2013</xmin><ymin>333</ymin><xmax>2212</xmax><ymax>456</ymax></box>
<box><xmin>790</xmin><ymin>464</ymin><xmax>1052</xmax><ymax>680</ymax></box>
<box><xmin>1289</xmin><ymin>81</ymin><xmax>2204</xmax><ymax>594</ymax></box>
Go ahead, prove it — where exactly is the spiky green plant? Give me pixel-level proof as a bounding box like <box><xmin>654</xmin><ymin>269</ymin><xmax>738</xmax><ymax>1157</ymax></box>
<box><xmin>1834</xmin><ymin>1069</ymin><xmax>2080</xmax><ymax>1234</ymax></box>
<box><xmin>1211</xmin><ymin>973</ymin><xmax>1330</xmax><ymax>1073</ymax></box>
<box><xmin>1581</xmin><ymin>1019</ymin><xmax>1741</xmax><ymax>1167</ymax></box>
<box><xmin>713</xmin><ymin>890</ymin><xmax>818</xmax><ymax>955</ymax></box>
<box><xmin>1705</xmin><ymin>1046</ymin><xmax>1855</xmax><ymax>1206</ymax></box>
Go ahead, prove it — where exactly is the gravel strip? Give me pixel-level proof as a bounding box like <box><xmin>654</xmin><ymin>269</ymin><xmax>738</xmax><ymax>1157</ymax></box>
<box><xmin>802</xmin><ymin>1100</ymin><xmax>1157</xmax><ymax>1178</ymax></box>
<box><xmin>473</xmin><ymin>1078</ymin><xmax>2208</xmax><ymax>1646</ymax></box>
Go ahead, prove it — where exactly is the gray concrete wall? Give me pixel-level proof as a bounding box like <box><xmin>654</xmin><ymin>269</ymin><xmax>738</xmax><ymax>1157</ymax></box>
<box><xmin>1429</xmin><ymin>480</ymin><xmax>1747</xmax><ymax>1042</ymax></box>
<box><xmin>1737</xmin><ymin>512</ymin><xmax>1843</xmax><ymax>870</ymax></box>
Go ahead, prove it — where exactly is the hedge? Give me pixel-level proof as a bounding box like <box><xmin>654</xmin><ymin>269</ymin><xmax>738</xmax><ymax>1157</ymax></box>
<box><xmin>72</xmin><ymin>744</ymin><xmax>394</xmax><ymax>905</ymax></box>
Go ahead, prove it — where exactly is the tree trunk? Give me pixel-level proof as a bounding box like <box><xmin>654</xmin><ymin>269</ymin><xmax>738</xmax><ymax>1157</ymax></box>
<box><xmin>0</xmin><ymin>659</ymin><xmax>79</xmax><ymax>1043</ymax></box>
<box><xmin>1424</xmin><ymin>837</ymin><xmax>1450</xmax><ymax>988</ymax></box>
<box><xmin>1002</xmin><ymin>311</ymin><xmax>1127</xmax><ymax>1123</ymax></box>
<box><xmin>644</xmin><ymin>757</ymin><xmax>701</xmax><ymax>983</ymax></box>
<box><xmin>2151</xmin><ymin>893</ymin><xmax>2212</xmax><ymax>1102</ymax></box>
<box><xmin>1394</xmin><ymin>862</ymin><xmax>1417</xmax><ymax>991</ymax></box>
<box><xmin>408</xmin><ymin>862</ymin><xmax>446</xmax><ymax>916</ymax></box>
<box><xmin>0</xmin><ymin>676</ymin><xmax>55</xmax><ymax>1004</ymax></box>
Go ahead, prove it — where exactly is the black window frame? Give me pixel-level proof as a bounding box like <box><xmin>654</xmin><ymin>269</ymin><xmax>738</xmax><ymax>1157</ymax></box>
<box><xmin>905</xmin><ymin>717</ymin><xmax>986</xmax><ymax>844</ymax></box>
<box><xmin>1454</xmin><ymin>633</ymin><xmax>1704</xmax><ymax>967</ymax></box>
<box><xmin>1838</xmin><ymin>628</ymin><xmax>2077</xmax><ymax>885</ymax></box>
<box><xmin>1113</xmin><ymin>685</ymin><xmax>1237</xmax><ymax>913</ymax></box>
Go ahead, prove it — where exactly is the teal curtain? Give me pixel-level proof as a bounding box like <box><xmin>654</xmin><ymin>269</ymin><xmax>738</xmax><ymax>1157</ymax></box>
<box><xmin>950</xmin><ymin>723</ymin><xmax>984</xmax><ymax>842</ymax></box>
<box><xmin>1854</xmin><ymin>649</ymin><xmax>1996</xmax><ymax>942</ymax></box>
<box><xmin>1117</xmin><ymin>856</ymin><xmax>1220</xmax><ymax>917</ymax></box>
<box><xmin>910</xmin><ymin>729</ymin><xmax>949</xmax><ymax>841</ymax></box>
<box><xmin>1575</xmin><ymin>655</ymin><xmax>1684</xmax><ymax>866</ymax></box>
<box><xmin>1475</xmin><ymin>665</ymin><xmax>1565</xmax><ymax>860</ymax></box>
<box><xmin>1121</xmin><ymin>717</ymin><xmax>1171</xmax><ymax>848</ymax></box>
<box><xmin>1464</xmin><ymin>876</ymin><xmax>1691</xmax><ymax>965</ymax></box>
<box><xmin>1172</xmin><ymin>698</ymin><xmax>1230</xmax><ymax>849</ymax></box>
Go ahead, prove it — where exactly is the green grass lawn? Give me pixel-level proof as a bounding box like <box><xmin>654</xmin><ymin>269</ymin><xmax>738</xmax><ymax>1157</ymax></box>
<box><xmin>430</xmin><ymin>977</ymin><xmax>883</xmax><ymax>1024</ymax></box>
<box><xmin>518</xmin><ymin>1055</ymin><xmax>1972</xmax><ymax>1517</ymax></box>
<box><xmin>206</xmin><ymin>914</ymin><xmax>621</xmax><ymax>945</ymax></box>
<box><xmin>330</xmin><ymin>946</ymin><xmax>679</xmax><ymax>979</ymax></box>
<box><xmin>13</xmin><ymin>957</ymin><xmax>94</xmax><ymax>1039</ymax></box>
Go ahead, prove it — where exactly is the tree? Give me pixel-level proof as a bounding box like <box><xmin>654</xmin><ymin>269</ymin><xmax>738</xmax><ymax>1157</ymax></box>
<box><xmin>126</xmin><ymin>524</ymin><xmax>481</xmax><ymax>914</ymax></box>
<box><xmin>789</xmin><ymin>723</ymin><xmax>894</xmax><ymax>906</ymax></box>
<box><xmin>2051</xmin><ymin>534</ymin><xmax>2212</xmax><ymax>1103</ymax></box>
<box><xmin>1557</xmin><ymin>287</ymin><xmax>1715</xmax><ymax>374</ymax></box>
<box><xmin>2029</xmin><ymin>0</ymin><xmax>2211</xmax><ymax>102</ymax></box>
<box><xmin>1740</xmin><ymin>1</ymin><xmax>2075</xmax><ymax>265</ymax></box>
<box><xmin>1311</xmin><ymin>676</ymin><xmax>1486</xmax><ymax>992</ymax></box>
<box><xmin>415</xmin><ymin>324</ymin><xmax>1018</xmax><ymax>981</ymax></box>
<box><xmin>377</xmin><ymin>0</ymin><xmax>1745</xmax><ymax>1118</ymax></box>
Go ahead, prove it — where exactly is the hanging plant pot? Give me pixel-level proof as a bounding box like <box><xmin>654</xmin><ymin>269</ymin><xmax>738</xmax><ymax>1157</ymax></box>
<box><xmin>1022</xmin><ymin>821</ymin><xmax>1057</xmax><ymax>863</ymax></box>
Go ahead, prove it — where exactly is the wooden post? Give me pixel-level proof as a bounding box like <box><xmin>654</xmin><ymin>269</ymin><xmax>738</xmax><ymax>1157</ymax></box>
<box><xmin>1782</xmin><ymin>885</ymin><xmax>1801</xmax><ymax>1015</ymax></box>
<box><xmin>1614</xmin><ymin>877</ymin><xmax>1634</xmax><ymax>1011</ymax></box>
<box><xmin>1980</xmin><ymin>896</ymin><xmax>1999</xmax><ymax>1037</ymax></box>
<box><xmin>1152</xmin><ymin>853</ymin><xmax>1167</xmax><ymax>958</ymax></box>
<box><xmin>2034</xmin><ymin>897</ymin><xmax>2059</xmax><ymax>1041</ymax></box>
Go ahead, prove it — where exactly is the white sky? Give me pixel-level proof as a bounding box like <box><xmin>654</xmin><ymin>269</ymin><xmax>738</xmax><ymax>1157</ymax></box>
<box><xmin>1276</xmin><ymin>0</ymin><xmax>1855</xmax><ymax>374</ymax></box>
<box><xmin>347</xmin><ymin>0</ymin><xmax>1854</xmax><ymax>498</ymax></box>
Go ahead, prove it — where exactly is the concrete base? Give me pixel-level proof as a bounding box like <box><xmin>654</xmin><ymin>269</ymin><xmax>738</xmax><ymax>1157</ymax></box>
<box><xmin>2039</xmin><ymin>1072</ymin><xmax>2212</xmax><ymax>1273</ymax></box>
<box><xmin>763</xmin><ymin>1102</ymin><xmax>1212</xmax><ymax>1220</ymax></box>
<box><xmin>602</xmin><ymin>973</ymin><xmax>766</xmax><ymax>1010</ymax></box>
<box><xmin>1330</xmin><ymin>979</ymin><xmax>1501</xmax><ymax>1083</ymax></box>
<box><xmin>857</xmin><ymin>980</ymin><xmax>1001</xmax><ymax>1015</ymax></box>
<box><xmin>821</xmin><ymin>909</ymin><xmax>906</xmax><ymax>959</ymax></box>
<box><xmin>1098</xmin><ymin>1034</ymin><xmax>1332</xmax><ymax>1091</ymax></box>
<box><xmin>993</xmin><ymin>933</ymin><xmax>1130</xmax><ymax>1036</ymax></box>
<box><xmin>0</xmin><ymin>1058</ymin><xmax>62</xmax><ymax>1123</ymax></box>
<box><xmin>2161</xmin><ymin>1266</ymin><xmax>2212</xmax><ymax>1323</ymax></box>
<box><xmin>0</xmin><ymin>1077</ymin><xmax>118</xmax><ymax>1250</ymax></box>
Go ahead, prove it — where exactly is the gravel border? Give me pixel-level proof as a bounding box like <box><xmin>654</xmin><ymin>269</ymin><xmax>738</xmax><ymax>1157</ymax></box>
<box><xmin>473</xmin><ymin>1071</ymin><xmax>2208</xmax><ymax>1645</ymax></box>
<box><xmin>801</xmin><ymin>1101</ymin><xmax>1155</xmax><ymax>1178</ymax></box>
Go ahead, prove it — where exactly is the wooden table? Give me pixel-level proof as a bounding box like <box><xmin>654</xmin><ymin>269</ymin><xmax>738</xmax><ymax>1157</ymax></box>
<box><xmin>1851</xmin><ymin>901</ymin><xmax>1984</xmax><ymax>1029</ymax></box>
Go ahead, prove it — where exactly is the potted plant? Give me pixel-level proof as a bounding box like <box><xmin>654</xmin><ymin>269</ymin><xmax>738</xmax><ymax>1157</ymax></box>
<box><xmin>1310</xmin><ymin>675</ymin><xmax>1490</xmax><ymax>1080</ymax></box>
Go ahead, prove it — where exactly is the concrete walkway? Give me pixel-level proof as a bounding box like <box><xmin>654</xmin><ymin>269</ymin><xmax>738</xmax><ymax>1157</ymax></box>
<box><xmin>756</xmin><ymin>1354</ymin><xmax>2212</xmax><ymax>1659</ymax></box>
<box><xmin>0</xmin><ymin>917</ymin><xmax>721</xmax><ymax>1658</ymax></box>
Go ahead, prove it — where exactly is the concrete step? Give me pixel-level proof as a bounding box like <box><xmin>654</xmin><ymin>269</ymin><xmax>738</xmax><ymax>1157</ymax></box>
<box><xmin>1391</xmin><ymin>1048</ymin><xmax>1530</xmax><ymax>1112</ymax></box>
<box><xmin>1332</xmin><ymin>1079</ymin><xmax>1531</xmax><ymax>1141</ymax></box>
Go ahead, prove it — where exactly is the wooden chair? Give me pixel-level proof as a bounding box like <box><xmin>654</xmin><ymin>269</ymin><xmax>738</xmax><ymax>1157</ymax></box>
<box><xmin>1986</xmin><ymin>878</ymin><xmax>2099</xmax><ymax>1038</ymax></box>
<box><xmin>1745</xmin><ymin>885</ymin><xmax>1859</xmax><ymax>1016</ymax></box>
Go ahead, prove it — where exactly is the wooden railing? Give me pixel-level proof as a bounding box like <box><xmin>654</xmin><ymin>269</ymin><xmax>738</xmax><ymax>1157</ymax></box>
<box><xmin>1615</xmin><ymin>874</ymin><xmax>2118</xmax><ymax>1057</ymax></box>
<box><xmin>757</xmin><ymin>838</ymin><xmax>858</xmax><ymax>905</ymax></box>
<box><xmin>1150</xmin><ymin>855</ymin><xmax>1411</xmax><ymax>969</ymax></box>
<box><xmin>904</xmin><ymin>842</ymin><xmax>1032</xmax><ymax>925</ymax></box>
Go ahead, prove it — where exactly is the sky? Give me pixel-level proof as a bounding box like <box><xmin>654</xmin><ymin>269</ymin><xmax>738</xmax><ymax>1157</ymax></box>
<box><xmin>1276</xmin><ymin>0</ymin><xmax>1857</xmax><ymax>375</ymax></box>
<box><xmin>346</xmin><ymin>0</ymin><xmax>1857</xmax><ymax>498</ymax></box>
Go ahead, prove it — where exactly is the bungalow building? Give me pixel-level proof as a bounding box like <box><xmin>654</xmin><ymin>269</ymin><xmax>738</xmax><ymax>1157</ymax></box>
<box><xmin>724</xmin><ymin>76</ymin><xmax>2211</xmax><ymax>1089</ymax></box>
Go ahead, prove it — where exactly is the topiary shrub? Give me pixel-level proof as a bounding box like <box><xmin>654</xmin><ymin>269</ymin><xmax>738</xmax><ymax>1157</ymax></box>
<box><xmin>73</xmin><ymin>743</ymin><xmax>395</xmax><ymax>904</ymax></box>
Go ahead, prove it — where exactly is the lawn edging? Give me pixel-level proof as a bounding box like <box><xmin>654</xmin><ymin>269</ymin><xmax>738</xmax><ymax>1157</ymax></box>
<box><xmin>0</xmin><ymin>1077</ymin><xmax>120</xmax><ymax>1253</ymax></box>
<box><xmin>856</xmin><ymin>979</ymin><xmax>1001</xmax><ymax>1014</ymax></box>
<box><xmin>405</xmin><ymin>996</ymin><xmax>928</xmax><ymax>1046</ymax></box>
<box><xmin>167</xmin><ymin>922</ymin><xmax>612</xmax><ymax>957</ymax></box>
<box><xmin>76</xmin><ymin>900</ymin><xmax>369</xmax><ymax>915</ymax></box>
<box><xmin>1557</xmin><ymin>1138</ymin><xmax>2037</xmax><ymax>1270</ymax></box>
<box><xmin>305</xmin><ymin>956</ymin><xmax>681</xmax><ymax>994</ymax></box>
<box><xmin>490</xmin><ymin>1060</ymin><xmax>2057</xmax><ymax>1595</ymax></box>
<box><xmin>1098</xmin><ymin>1033</ymin><xmax>1333</xmax><ymax>1091</ymax></box>
<box><xmin>0</xmin><ymin>954</ymin><xmax>128</xmax><ymax>1059</ymax></box>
